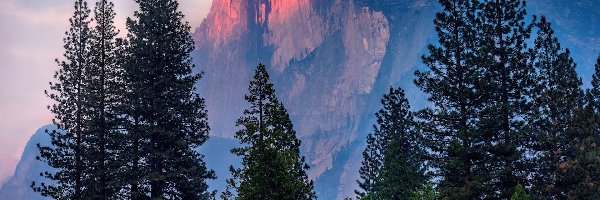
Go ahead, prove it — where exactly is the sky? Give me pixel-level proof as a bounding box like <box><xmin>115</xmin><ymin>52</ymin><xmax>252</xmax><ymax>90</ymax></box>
<box><xmin>0</xmin><ymin>0</ymin><xmax>213</xmax><ymax>185</ymax></box>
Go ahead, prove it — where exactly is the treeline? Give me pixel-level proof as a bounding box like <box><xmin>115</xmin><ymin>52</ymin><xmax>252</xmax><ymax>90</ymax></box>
<box><xmin>355</xmin><ymin>0</ymin><xmax>600</xmax><ymax>200</ymax></box>
<box><xmin>33</xmin><ymin>0</ymin><xmax>314</xmax><ymax>199</ymax></box>
<box><xmin>33</xmin><ymin>0</ymin><xmax>600</xmax><ymax>199</ymax></box>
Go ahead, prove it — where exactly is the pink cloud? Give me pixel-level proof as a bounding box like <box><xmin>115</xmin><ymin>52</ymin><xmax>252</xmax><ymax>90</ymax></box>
<box><xmin>0</xmin><ymin>0</ymin><xmax>212</xmax><ymax>185</ymax></box>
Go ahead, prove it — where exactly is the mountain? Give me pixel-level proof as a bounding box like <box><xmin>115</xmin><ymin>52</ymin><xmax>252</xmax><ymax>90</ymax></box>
<box><xmin>2</xmin><ymin>0</ymin><xmax>598</xmax><ymax>199</ymax></box>
<box><xmin>192</xmin><ymin>0</ymin><xmax>438</xmax><ymax>198</ymax></box>
<box><xmin>0</xmin><ymin>125</ymin><xmax>53</xmax><ymax>200</ymax></box>
<box><xmin>191</xmin><ymin>1</ymin><xmax>599</xmax><ymax>198</ymax></box>
<box><xmin>0</xmin><ymin>125</ymin><xmax>241</xmax><ymax>199</ymax></box>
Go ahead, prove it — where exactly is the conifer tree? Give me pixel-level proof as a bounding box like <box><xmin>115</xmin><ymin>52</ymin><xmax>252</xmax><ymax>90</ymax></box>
<box><xmin>590</xmin><ymin>55</ymin><xmax>600</xmax><ymax>112</ymax></box>
<box><xmin>414</xmin><ymin>0</ymin><xmax>493</xmax><ymax>198</ymax></box>
<box><xmin>32</xmin><ymin>0</ymin><xmax>92</xmax><ymax>198</ymax></box>
<box><xmin>355</xmin><ymin>130</ymin><xmax>383</xmax><ymax>198</ymax></box>
<box><xmin>511</xmin><ymin>184</ymin><xmax>531</xmax><ymax>200</ymax></box>
<box><xmin>356</xmin><ymin>87</ymin><xmax>425</xmax><ymax>199</ymax></box>
<box><xmin>552</xmin><ymin>58</ymin><xmax>600</xmax><ymax>199</ymax></box>
<box><xmin>223</xmin><ymin>64</ymin><xmax>315</xmax><ymax>200</ymax></box>
<box><xmin>121</xmin><ymin>0</ymin><xmax>215</xmax><ymax>198</ymax></box>
<box><xmin>409</xmin><ymin>184</ymin><xmax>437</xmax><ymax>200</ymax></box>
<box><xmin>478</xmin><ymin>0</ymin><xmax>534</xmax><ymax>197</ymax></box>
<box><xmin>555</xmin><ymin>91</ymin><xmax>600</xmax><ymax>199</ymax></box>
<box><xmin>84</xmin><ymin>0</ymin><xmax>125</xmax><ymax>197</ymax></box>
<box><xmin>528</xmin><ymin>16</ymin><xmax>583</xmax><ymax>199</ymax></box>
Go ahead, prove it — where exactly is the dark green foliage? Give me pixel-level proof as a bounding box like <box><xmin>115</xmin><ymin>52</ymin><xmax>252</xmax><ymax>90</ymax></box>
<box><xmin>375</xmin><ymin>137</ymin><xmax>424</xmax><ymax>199</ymax></box>
<box><xmin>121</xmin><ymin>0</ymin><xmax>215</xmax><ymax>198</ymax></box>
<box><xmin>510</xmin><ymin>184</ymin><xmax>531</xmax><ymax>200</ymax></box>
<box><xmin>82</xmin><ymin>0</ymin><xmax>124</xmax><ymax>198</ymax></box>
<box><xmin>591</xmin><ymin>55</ymin><xmax>600</xmax><ymax>112</ymax></box>
<box><xmin>34</xmin><ymin>1</ymin><xmax>126</xmax><ymax>199</ymax></box>
<box><xmin>33</xmin><ymin>1</ymin><xmax>92</xmax><ymax>199</ymax></box>
<box><xmin>554</xmin><ymin>91</ymin><xmax>600</xmax><ymax>200</ymax></box>
<box><xmin>528</xmin><ymin>16</ymin><xmax>583</xmax><ymax>199</ymax></box>
<box><xmin>478</xmin><ymin>0</ymin><xmax>535</xmax><ymax>198</ymax></box>
<box><xmin>414</xmin><ymin>0</ymin><xmax>492</xmax><ymax>199</ymax></box>
<box><xmin>548</xmin><ymin>60</ymin><xmax>600</xmax><ymax>199</ymax></box>
<box><xmin>409</xmin><ymin>184</ymin><xmax>437</xmax><ymax>200</ymax></box>
<box><xmin>223</xmin><ymin>64</ymin><xmax>315</xmax><ymax>200</ymax></box>
<box><xmin>355</xmin><ymin>123</ymin><xmax>383</xmax><ymax>198</ymax></box>
<box><xmin>356</xmin><ymin>87</ymin><xmax>425</xmax><ymax>199</ymax></box>
<box><xmin>416</xmin><ymin>0</ymin><xmax>535</xmax><ymax>198</ymax></box>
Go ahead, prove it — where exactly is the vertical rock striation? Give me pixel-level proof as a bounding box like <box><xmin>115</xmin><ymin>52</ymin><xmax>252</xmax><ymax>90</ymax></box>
<box><xmin>192</xmin><ymin>0</ymin><xmax>437</xmax><ymax>198</ymax></box>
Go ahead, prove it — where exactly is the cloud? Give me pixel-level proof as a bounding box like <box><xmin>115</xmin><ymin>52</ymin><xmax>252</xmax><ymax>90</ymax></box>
<box><xmin>0</xmin><ymin>0</ymin><xmax>71</xmax><ymax>185</ymax></box>
<box><xmin>0</xmin><ymin>0</ymin><xmax>213</xmax><ymax>184</ymax></box>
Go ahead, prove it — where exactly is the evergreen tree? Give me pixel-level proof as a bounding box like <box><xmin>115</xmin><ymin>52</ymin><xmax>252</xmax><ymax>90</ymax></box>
<box><xmin>355</xmin><ymin>87</ymin><xmax>425</xmax><ymax>199</ymax></box>
<box><xmin>414</xmin><ymin>0</ymin><xmax>492</xmax><ymax>198</ymax></box>
<box><xmin>32</xmin><ymin>0</ymin><xmax>92</xmax><ymax>198</ymax></box>
<box><xmin>555</xmin><ymin>91</ymin><xmax>600</xmax><ymax>199</ymax></box>
<box><xmin>528</xmin><ymin>16</ymin><xmax>583</xmax><ymax>199</ymax></box>
<box><xmin>121</xmin><ymin>0</ymin><xmax>215</xmax><ymax>198</ymax></box>
<box><xmin>590</xmin><ymin>55</ymin><xmax>600</xmax><ymax>112</ymax></box>
<box><xmin>223</xmin><ymin>64</ymin><xmax>315</xmax><ymax>200</ymax></box>
<box><xmin>511</xmin><ymin>184</ymin><xmax>531</xmax><ymax>200</ymax></box>
<box><xmin>376</xmin><ymin>134</ymin><xmax>424</xmax><ymax>199</ymax></box>
<box><xmin>84</xmin><ymin>0</ymin><xmax>125</xmax><ymax>198</ymax></box>
<box><xmin>355</xmin><ymin>129</ymin><xmax>383</xmax><ymax>198</ymax></box>
<box><xmin>478</xmin><ymin>0</ymin><xmax>534</xmax><ymax>197</ymax></box>
<box><xmin>409</xmin><ymin>184</ymin><xmax>437</xmax><ymax>200</ymax></box>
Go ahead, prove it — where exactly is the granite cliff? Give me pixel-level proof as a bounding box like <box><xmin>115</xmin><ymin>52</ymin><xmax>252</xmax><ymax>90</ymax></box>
<box><xmin>192</xmin><ymin>0</ymin><xmax>437</xmax><ymax>198</ymax></box>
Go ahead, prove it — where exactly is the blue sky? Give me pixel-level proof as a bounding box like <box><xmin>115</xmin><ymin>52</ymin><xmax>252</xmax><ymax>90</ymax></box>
<box><xmin>0</xmin><ymin>0</ymin><xmax>212</xmax><ymax>184</ymax></box>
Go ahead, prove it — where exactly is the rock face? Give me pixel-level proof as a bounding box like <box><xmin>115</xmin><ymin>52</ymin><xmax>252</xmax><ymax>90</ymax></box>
<box><xmin>192</xmin><ymin>0</ymin><xmax>437</xmax><ymax>198</ymax></box>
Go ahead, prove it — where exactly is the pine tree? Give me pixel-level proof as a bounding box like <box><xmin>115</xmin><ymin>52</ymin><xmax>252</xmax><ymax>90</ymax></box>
<box><xmin>590</xmin><ymin>55</ymin><xmax>600</xmax><ymax>112</ymax></box>
<box><xmin>478</xmin><ymin>0</ymin><xmax>534</xmax><ymax>197</ymax></box>
<box><xmin>409</xmin><ymin>184</ymin><xmax>437</xmax><ymax>200</ymax></box>
<box><xmin>355</xmin><ymin>131</ymin><xmax>382</xmax><ymax>198</ymax></box>
<box><xmin>414</xmin><ymin>0</ymin><xmax>493</xmax><ymax>198</ymax></box>
<box><xmin>511</xmin><ymin>184</ymin><xmax>531</xmax><ymax>200</ymax></box>
<box><xmin>223</xmin><ymin>64</ymin><xmax>315</xmax><ymax>200</ymax></box>
<box><xmin>528</xmin><ymin>16</ymin><xmax>583</xmax><ymax>199</ymax></box>
<box><xmin>355</xmin><ymin>87</ymin><xmax>425</xmax><ymax>199</ymax></box>
<box><xmin>550</xmin><ymin>58</ymin><xmax>600</xmax><ymax>199</ymax></box>
<box><xmin>84</xmin><ymin>0</ymin><xmax>125</xmax><ymax>198</ymax></box>
<box><xmin>555</xmin><ymin>91</ymin><xmax>600</xmax><ymax>199</ymax></box>
<box><xmin>121</xmin><ymin>0</ymin><xmax>215</xmax><ymax>198</ymax></box>
<box><xmin>32</xmin><ymin>0</ymin><xmax>92</xmax><ymax>198</ymax></box>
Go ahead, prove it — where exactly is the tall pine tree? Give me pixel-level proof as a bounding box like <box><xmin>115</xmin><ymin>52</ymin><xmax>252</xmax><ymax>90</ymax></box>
<box><xmin>551</xmin><ymin>56</ymin><xmax>600</xmax><ymax>199</ymax></box>
<box><xmin>528</xmin><ymin>16</ymin><xmax>583</xmax><ymax>199</ymax></box>
<box><xmin>223</xmin><ymin>64</ymin><xmax>315</xmax><ymax>200</ymax></box>
<box><xmin>356</xmin><ymin>87</ymin><xmax>425</xmax><ymax>199</ymax></box>
<box><xmin>478</xmin><ymin>0</ymin><xmax>534</xmax><ymax>197</ymax></box>
<box><xmin>121</xmin><ymin>0</ymin><xmax>215</xmax><ymax>198</ymax></box>
<box><xmin>33</xmin><ymin>1</ymin><xmax>92</xmax><ymax>198</ymax></box>
<box><xmin>84</xmin><ymin>0</ymin><xmax>125</xmax><ymax>198</ymax></box>
<box><xmin>355</xmin><ymin>126</ymin><xmax>383</xmax><ymax>198</ymax></box>
<box><xmin>555</xmin><ymin>91</ymin><xmax>600</xmax><ymax>199</ymax></box>
<box><xmin>511</xmin><ymin>184</ymin><xmax>531</xmax><ymax>200</ymax></box>
<box><xmin>591</xmin><ymin>55</ymin><xmax>600</xmax><ymax>112</ymax></box>
<box><xmin>414</xmin><ymin>0</ymin><xmax>493</xmax><ymax>198</ymax></box>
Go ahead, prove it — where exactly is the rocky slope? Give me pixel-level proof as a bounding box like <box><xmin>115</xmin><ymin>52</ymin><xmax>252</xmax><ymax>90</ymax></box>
<box><xmin>0</xmin><ymin>125</ymin><xmax>53</xmax><ymax>200</ymax></box>
<box><xmin>0</xmin><ymin>125</ymin><xmax>240</xmax><ymax>200</ymax></box>
<box><xmin>192</xmin><ymin>0</ymin><xmax>437</xmax><ymax>198</ymax></box>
